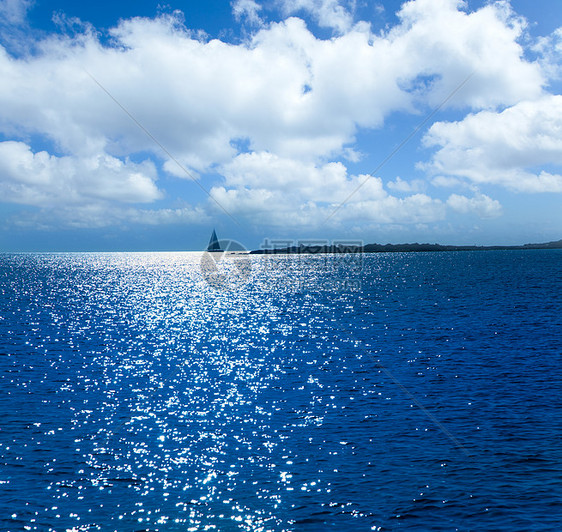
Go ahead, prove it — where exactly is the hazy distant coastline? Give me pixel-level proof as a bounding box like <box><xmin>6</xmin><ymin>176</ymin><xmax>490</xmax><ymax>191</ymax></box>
<box><xmin>250</xmin><ymin>239</ymin><xmax>562</xmax><ymax>254</ymax></box>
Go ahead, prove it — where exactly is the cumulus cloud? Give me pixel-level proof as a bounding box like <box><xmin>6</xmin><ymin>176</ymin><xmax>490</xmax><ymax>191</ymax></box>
<box><xmin>424</xmin><ymin>95</ymin><xmax>562</xmax><ymax>192</ymax></box>
<box><xmin>446</xmin><ymin>193</ymin><xmax>502</xmax><ymax>218</ymax></box>
<box><xmin>0</xmin><ymin>141</ymin><xmax>162</xmax><ymax>206</ymax></box>
<box><xmin>387</xmin><ymin>177</ymin><xmax>426</xmax><ymax>193</ymax></box>
<box><xmin>209</xmin><ymin>184</ymin><xmax>449</xmax><ymax>227</ymax></box>
<box><xmin>533</xmin><ymin>26</ymin><xmax>562</xmax><ymax>80</ymax></box>
<box><xmin>0</xmin><ymin>2</ymin><xmax>542</xmax><ymax>163</ymax></box>
<box><xmin>279</xmin><ymin>0</ymin><xmax>355</xmax><ymax>34</ymax></box>
<box><xmin>390</xmin><ymin>0</ymin><xmax>542</xmax><ymax>109</ymax></box>
<box><xmin>0</xmin><ymin>0</ymin><xmax>556</xmax><ymax>231</ymax></box>
<box><xmin>211</xmin><ymin>151</ymin><xmax>446</xmax><ymax>226</ymax></box>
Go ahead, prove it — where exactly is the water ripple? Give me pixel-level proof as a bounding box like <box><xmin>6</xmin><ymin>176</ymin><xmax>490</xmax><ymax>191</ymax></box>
<box><xmin>1</xmin><ymin>251</ymin><xmax>562</xmax><ymax>530</ymax></box>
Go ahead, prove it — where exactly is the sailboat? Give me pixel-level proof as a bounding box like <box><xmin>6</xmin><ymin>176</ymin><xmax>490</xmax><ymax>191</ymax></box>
<box><xmin>207</xmin><ymin>228</ymin><xmax>222</xmax><ymax>252</ymax></box>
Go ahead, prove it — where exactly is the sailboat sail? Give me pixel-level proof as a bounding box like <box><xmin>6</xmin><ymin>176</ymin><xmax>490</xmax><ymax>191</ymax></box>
<box><xmin>207</xmin><ymin>229</ymin><xmax>222</xmax><ymax>252</ymax></box>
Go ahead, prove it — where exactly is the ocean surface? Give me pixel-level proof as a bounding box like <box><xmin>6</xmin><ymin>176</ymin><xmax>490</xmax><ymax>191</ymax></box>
<box><xmin>1</xmin><ymin>250</ymin><xmax>561</xmax><ymax>531</ymax></box>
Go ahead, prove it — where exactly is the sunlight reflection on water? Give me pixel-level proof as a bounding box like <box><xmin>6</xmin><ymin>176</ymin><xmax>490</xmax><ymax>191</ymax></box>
<box><xmin>1</xmin><ymin>251</ymin><xmax>562</xmax><ymax>530</ymax></box>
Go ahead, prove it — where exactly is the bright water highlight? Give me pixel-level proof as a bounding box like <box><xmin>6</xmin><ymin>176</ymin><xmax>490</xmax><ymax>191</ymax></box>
<box><xmin>1</xmin><ymin>251</ymin><xmax>561</xmax><ymax>530</ymax></box>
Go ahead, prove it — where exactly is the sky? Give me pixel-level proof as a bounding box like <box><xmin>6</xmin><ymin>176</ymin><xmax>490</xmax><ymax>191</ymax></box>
<box><xmin>0</xmin><ymin>0</ymin><xmax>561</xmax><ymax>251</ymax></box>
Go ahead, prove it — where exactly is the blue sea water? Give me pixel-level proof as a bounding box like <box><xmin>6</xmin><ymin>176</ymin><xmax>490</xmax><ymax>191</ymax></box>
<box><xmin>1</xmin><ymin>250</ymin><xmax>561</xmax><ymax>531</ymax></box>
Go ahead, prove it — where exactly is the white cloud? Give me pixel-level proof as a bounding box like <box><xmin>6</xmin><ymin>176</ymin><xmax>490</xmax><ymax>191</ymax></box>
<box><xmin>232</xmin><ymin>0</ymin><xmax>263</xmax><ymax>26</ymax></box>
<box><xmin>431</xmin><ymin>176</ymin><xmax>469</xmax><ymax>188</ymax></box>
<box><xmin>279</xmin><ymin>0</ymin><xmax>354</xmax><ymax>34</ymax></box>
<box><xmin>0</xmin><ymin>141</ymin><xmax>162</xmax><ymax>206</ymax></box>
<box><xmin>387</xmin><ymin>177</ymin><xmax>425</xmax><ymax>193</ymax></box>
<box><xmin>220</xmin><ymin>151</ymin><xmax>389</xmax><ymax>202</ymax></box>
<box><xmin>209</xmin><ymin>184</ymin><xmax>448</xmax><ymax>227</ymax></box>
<box><xmin>390</xmin><ymin>0</ymin><xmax>542</xmax><ymax>109</ymax></box>
<box><xmin>336</xmin><ymin>193</ymin><xmax>447</xmax><ymax>225</ymax></box>
<box><xmin>533</xmin><ymin>27</ymin><xmax>562</xmax><ymax>80</ymax></box>
<box><xmin>446</xmin><ymin>193</ymin><xmax>502</xmax><ymax>218</ymax></box>
<box><xmin>0</xmin><ymin>0</ymin><xmax>33</xmax><ymax>25</ymax></box>
<box><xmin>12</xmin><ymin>203</ymin><xmax>208</xmax><ymax>230</ymax></box>
<box><xmin>129</xmin><ymin>206</ymin><xmax>209</xmax><ymax>225</ymax></box>
<box><xmin>0</xmin><ymin>1</ymin><xmax>542</xmax><ymax>164</ymax></box>
<box><xmin>0</xmin><ymin>0</ymin><xmax>35</xmax><ymax>54</ymax></box>
<box><xmin>0</xmin><ymin>0</ymin><xmax>554</xmax><ymax>231</ymax></box>
<box><xmin>211</xmin><ymin>151</ymin><xmax>446</xmax><ymax>226</ymax></box>
<box><xmin>424</xmin><ymin>95</ymin><xmax>562</xmax><ymax>192</ymax></box>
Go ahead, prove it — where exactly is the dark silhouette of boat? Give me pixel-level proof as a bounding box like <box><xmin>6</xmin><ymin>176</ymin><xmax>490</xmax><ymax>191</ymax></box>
<box><xmin>207</xmin><ymin>229</ymin><xmax>222</xmax><ymax>252</ymax></box>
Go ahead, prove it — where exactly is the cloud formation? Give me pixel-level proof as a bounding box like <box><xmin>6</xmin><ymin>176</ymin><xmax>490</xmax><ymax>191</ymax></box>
<box><xmin>424</xmin><ymin>95</ymin><xmax>562</xmax><ymax>192</ymax></box>
<box><xmin>0</xmin><ymin>0</ymin><xmax>559</xmax><ymax>234</ymax></box>
<box><xmin>212</xmin><ymin>151</ymin><xmax>497</xmax><ymax>227</ymax></box>
<box><xmin>0</xmin><ymin>141</ymin><xmax>161</xmax><ymax>206</ymax></box>
<box><xmin>232</xmin><ymin>0</ymin><xmax>264</xmax><ymax>26</ymax></box>
<box><xmin>446</xmin><ymin>193</ymin><xmax>502</xmax><ymax>218</ymax></box>
<box><xmin>0</xmin><ymin>0</ymin><xmax>33</xmax><ymax>25</ymax></box>
<box><xmin>279</xmin><ymin>0</ymin><xmax>355</xmax><ymax>33</ymax></box>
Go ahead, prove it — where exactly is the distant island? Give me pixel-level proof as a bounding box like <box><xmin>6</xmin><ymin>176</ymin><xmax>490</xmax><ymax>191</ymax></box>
<box><xmin>250</xmin><ymin>239</ymin><xmax>562</xmax><ymax>254</ymax></box>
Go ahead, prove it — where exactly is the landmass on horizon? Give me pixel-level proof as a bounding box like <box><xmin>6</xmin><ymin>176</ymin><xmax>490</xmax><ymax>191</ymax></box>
<box><xmin>250</xmin><ymin>239</ymin><xmax>562</xmax><ymax>254</ymax></box>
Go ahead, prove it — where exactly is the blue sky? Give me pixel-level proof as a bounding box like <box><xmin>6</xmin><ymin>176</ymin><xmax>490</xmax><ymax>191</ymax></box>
<box><xmin>0</xmin><ymin>0</ymin><xmax>561</xmax><ymax>251</ymax></box>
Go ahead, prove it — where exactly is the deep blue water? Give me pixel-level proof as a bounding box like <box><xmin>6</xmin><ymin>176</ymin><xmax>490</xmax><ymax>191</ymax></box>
<box><xmin>1</xmin><ymin>250</ymin><xmax>561</xmax><ymax>531</ymax></box>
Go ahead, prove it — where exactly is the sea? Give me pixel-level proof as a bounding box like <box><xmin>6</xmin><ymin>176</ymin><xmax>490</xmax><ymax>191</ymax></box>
<box><xmin>1</xmin><ymin>250</ymin><xmax>561</xmax><ymax>531</ymax></box>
